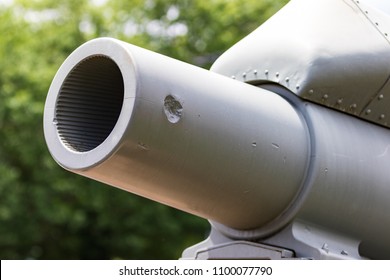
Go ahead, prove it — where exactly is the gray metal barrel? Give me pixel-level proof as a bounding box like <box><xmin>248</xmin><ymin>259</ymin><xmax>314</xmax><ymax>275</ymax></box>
<box><xmin>43</xmin><ymin>38</ymin><xmax>310</xmax><ymax>232</ymax></box>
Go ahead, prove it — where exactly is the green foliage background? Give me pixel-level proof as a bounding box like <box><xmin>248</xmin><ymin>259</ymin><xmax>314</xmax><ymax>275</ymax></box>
<box><xmin>0</xmin><ymin>0</ymin><xmax>288</xmax><ymax>259</ymax></box>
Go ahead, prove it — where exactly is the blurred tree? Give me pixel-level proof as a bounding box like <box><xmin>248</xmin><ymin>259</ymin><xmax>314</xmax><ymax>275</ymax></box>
<box><xmin>0</xmin><ymin>0</ymin><xmax>288</xmax><ymax>259</ymax></box>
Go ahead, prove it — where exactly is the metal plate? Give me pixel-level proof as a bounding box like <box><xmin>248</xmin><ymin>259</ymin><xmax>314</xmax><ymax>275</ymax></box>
<box><xmin>211</xmin><ymin>0</ymin><xmax>390</xmax><ymax>129</ymax></box>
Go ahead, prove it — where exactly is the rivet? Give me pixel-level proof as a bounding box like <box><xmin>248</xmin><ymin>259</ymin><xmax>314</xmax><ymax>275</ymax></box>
<box><xmin>341</xmin><ymin>250</ymin><xmax>349</xmax><ymax>256</ymax></box>
<box><xmin>350</xmin><ymin>104</ymin><xmax>357</xmax><ymax>109</ymax></box>
<box><xmin>378</xmin><ymin>94</ymin><xmax>384</xmax><ymax>100</ymax></box>
<box><xmin>285</xmin><ymin>77</ymin><xmax>290</xmax><ymax>83</ymax></box>
<box><xmin>365</xmin><ymin>109</ymin><xmax>371</xmax><ymax>115</ymax></box>
<box><xmin>323</xmin><ymin>94</ymin><xmax>329</xmax><ymax>100</ymax></box>
<box><xmin>365</xmin><ymin>10</ymin><xmax>369</xmax><ymax>14</ymax></box>
<box><xmin>265</xmin><ymin>70</ymin><xmax>269</xmax><ymax>75</ymax></box>
<box><xmin>253</xmin><ymin>69</ymin><xmax>258</xmax><ymax>75</ymax></box>
<box><xmin>337</xmin><ymin>98</ymin><xmax>343</xmax><ymax>105</ymax></box>
<box><xmin>242</xmin><ymin>72</ymin><xmax>246</xmax><ymax>78</ymax></box>
<box><xmin>275</xmin><ymin>72</ymin><xmax>280</xmax><ymax>78</ymax></box>
<box><xmin>385</xmin><ymin>33</ymin><xmax>388</xmax><ymax>37</ymax></box>
<box><xmin>380</xmin><ymin>114</ymin><xmax>385</xmax><ymax>120</ymax></box>
<box><xmin>296</xmin><ymin>84</ymin><xmax>300</xmax><ymax>90</ymax></box>
<box><xmin>376</xmin><ymin>22</ymin><xmax>379</xmax><ymax>26</ymax></box>
<box><xmin>309</xmin><ymin>89</ymin><xmax>314</xmax><ymax>95</ymax></box>
<box><xmin>231</xmin><ymin>75</ymin><xmax>236</xmax><ymax>79</ymax></box>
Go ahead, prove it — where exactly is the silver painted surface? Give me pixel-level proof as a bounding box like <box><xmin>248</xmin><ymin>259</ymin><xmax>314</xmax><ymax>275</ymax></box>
<box><xmin>44</xmin><ymin>38</ymin><xmax>310</xmax><ymax>231</ymax></box>
<box><xmin>211</xmin><ymin>0</ymin><xmax>390</xmax><ymax>128</ymax></box>
<box><xmin>210</xmin><ymin>85</ymin><xmax>390</xmax><ymax>258</ymax></box>
<box><xmin>181</xmin><ymin>227</ymin><xmax>294</xmax><ymax>260</ymax></box>
<box><xmin>182</xmin><ymin>221</ymin><xmax>364</xmax><ymax>260</ymax></box>
<box><xmin>297</xmin><ymin>102</ymin><xmax>390</xmax><ymax>258</ymax></box>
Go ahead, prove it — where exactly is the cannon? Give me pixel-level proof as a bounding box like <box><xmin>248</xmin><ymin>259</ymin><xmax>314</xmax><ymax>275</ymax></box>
<box><xmin>43</xmin><ymin>0</ymin><xmax>390</xmax><ymax>259</ymax></box>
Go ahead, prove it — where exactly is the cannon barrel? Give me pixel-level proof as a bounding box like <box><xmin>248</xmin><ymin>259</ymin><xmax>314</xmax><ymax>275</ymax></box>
<box><xmin>44</xmin><ymin>38</ymin><xmax>310</xmax><ymax>232</ymax></box>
